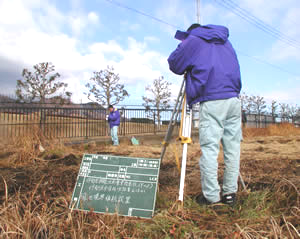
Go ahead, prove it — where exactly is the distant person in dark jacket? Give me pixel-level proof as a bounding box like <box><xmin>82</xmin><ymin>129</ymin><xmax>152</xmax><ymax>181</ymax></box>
<box><xmin>108</xmin><ymin>105</ymin><xmax>120</xmax><ymax>146</ymax></box>
<box><xmin>168</xmin><ymin>23</ymin><xmax>242</xmax><ymax>206</ymax></box>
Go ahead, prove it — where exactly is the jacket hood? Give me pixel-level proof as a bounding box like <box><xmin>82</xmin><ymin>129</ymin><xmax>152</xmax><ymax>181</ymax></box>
<box><xmin>175</xmin><ymin>24</ymin><xmax>229</xmax><ymax>43</ymax></box>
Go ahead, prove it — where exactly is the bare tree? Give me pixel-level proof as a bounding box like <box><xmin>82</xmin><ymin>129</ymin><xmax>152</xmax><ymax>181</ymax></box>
<box><xmin>240</xmin><ymin>92</ymin><xmax>255</xmax><ymax>113</ymax></box>
<box><xmin>240</xmin><ymin>92</ymin><xmax>248</xmax><ymax>111</ymax></box>
<box><xmin>16</xmin><ymin>62</ymin><xmax>71</xmax><ymax>103</ymax></box>
<box><xmin>279</xmin><ymin>103</ymin><xmax>290</xmax><ymax>122</ymax></box>
<box><xmin>142</xmin><ymin>76</ymin><xmax>171</xmax><ymax>129</ymax></box>
<box><xmin>287</xmin><ymin>104</ymin><xmax>298</xmax><ymax>121</ymax></box>
<box><xmin>295</xmin><ymin>106</ymin><xmax>300</xmax><ymax>125</ymax></box>
<box><xmin>245</xmin><ymin>95</ymin><xmax>254</xmax><ymax>114</ymax></box>
<box><xmin>252</xmin><ymin>95</ymin><xmax>267</xmax><ymax>115</ymax></box>
<box><xmin>85</xmin><ymin>66</ymin><xmax>129</xmax><ymax>107</ymax></box>
<box><xmin>270</xmin><ymin>100</ymin><xmax>278</xmax><ymax>123</ymax></box>
<box><xmin>297</xmin><ymin>106</ymin><xmax>300</xmax><ymax>117</ymax></box>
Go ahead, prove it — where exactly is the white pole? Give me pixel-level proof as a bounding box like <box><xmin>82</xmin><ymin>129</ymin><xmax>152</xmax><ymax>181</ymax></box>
<box><xmin>178</xmin><ymin>142</ymin><xmax>188</xmax><ymax>201</ymax></box>
<box><xmin>178</xmin><ymin>101</ymin><xmax>192</xmax><ymax>202</ymax></box>
<box><xmin>178</xmin><ymin>101</ymin><xmax>187</xmax><ymax>201</ymax></box>
<box><xmin>196</xmin><ymin>0</ymin><xmax>200</xmax><ymax>24</ymax></box>
<box><xmin>179</xmin><ymin>0</ymin><xmax>200</xmax><ymax>203</ymax></box>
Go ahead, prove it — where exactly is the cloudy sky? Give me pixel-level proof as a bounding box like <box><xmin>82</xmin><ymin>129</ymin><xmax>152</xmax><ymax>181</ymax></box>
<box><xmin>0</xmin><ymin>0</ymin><xmax>300</xmax><ymax>106</ymax></box>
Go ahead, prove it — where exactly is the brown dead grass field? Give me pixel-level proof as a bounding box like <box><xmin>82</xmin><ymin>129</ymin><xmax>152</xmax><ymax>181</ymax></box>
<box><xmin>0</xmin><ymin>123</ymin><xmax>299</xmax><ymax>238</ymax></box>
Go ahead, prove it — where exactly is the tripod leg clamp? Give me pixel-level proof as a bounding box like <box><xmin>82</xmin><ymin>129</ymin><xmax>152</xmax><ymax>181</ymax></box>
<box><xmin>161</xmin><ymin>141</ymin><xmax>169</xmax><ymax>146</ymax></box>
<box><xmin>177</xmin><ymin>136</ymin><xmax>192</xmax><ymax>144</ymax></box>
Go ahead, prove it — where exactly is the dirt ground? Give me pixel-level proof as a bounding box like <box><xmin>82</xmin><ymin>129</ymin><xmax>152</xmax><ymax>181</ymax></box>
<box><xmin>0</xmin><ymin>129</ymin><xmax>299</xmax><ymax>238</ymax></box>
<box><xmin>158</xmin><ymin>134</ymin><xmax>300</xmax><ymax>199</ymax></box>
<box><xmin>0</xmin><ymin>133</ymin><xmax>299</xmax><ymax>204</ymax></box>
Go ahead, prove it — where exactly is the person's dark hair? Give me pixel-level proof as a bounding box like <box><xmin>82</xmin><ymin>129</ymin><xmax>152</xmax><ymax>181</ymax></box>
<box><xmin>108</xmin><ymin>105</ymin><xmax>113</xmax><ymax>109</ymax></box>
<box><xmin>187</xmin><ymin>23</ymin><xmax>201</xmax><ymax>32</ymax></box>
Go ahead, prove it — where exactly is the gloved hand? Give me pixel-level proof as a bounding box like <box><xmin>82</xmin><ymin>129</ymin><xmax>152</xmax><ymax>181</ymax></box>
<box><xmin>106</xmin><ymin>115</ymin><xmax>109</xmax><ymax>120</ymax></box>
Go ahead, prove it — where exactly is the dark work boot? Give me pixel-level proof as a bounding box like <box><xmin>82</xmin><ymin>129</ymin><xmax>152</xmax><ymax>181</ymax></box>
<box><xmin>195</xmin><ymin>194</ymin><xmax>224</xmax><ymax>209</ymax></box>
<box><xmin>222</xmin><ymin>193</ymin><xmax>236</xmax><ymax>206</ymax></box>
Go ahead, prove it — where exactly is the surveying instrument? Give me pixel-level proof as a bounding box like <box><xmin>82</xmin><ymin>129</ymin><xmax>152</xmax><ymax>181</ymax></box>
<box><xmin>160</xmin><ymin>76</ymin><xmax>246</xmax><ymax>203</ymax></box>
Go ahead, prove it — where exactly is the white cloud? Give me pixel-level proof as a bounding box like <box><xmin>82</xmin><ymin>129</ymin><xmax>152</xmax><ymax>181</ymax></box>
<box><xmin>0</xmin><ymin>27</ymin><xmax>79</xmax><ymax>67</ymax></box>
<box><xmin>64</xmin><ymin>8</ymin><xmax>100</xmax><ymax>36</ymax></box>
<box><xmin>68</xmin><ymin>16</ymin><xmax>86</xmax><ymax>36</ymax></box>
<box><xmin>87</xmin><ymin>12</ymin><xmax>99</xmax><ymax>24</ymax></box>
<box><xmin>67</xmin><ymin>11</ymin><xmax>100</xmax><ymax>36</ymax></box>
<box><xmin>263</xmin><ymin>88</ymin><xmax>300</xmax><ymax>104</ymax></box>
<box><xmin>89</xmin><ymin>40</ymin><xmax>124</xmax><ymax>55</ymax></box>
<box><xmin>112</xmin><ymin>38</ymin><xmax>167</xmax><ymax>84</ymax></box>
<box><xmin>0</xmin><ymin>0</ymin><xmax>66</xmax><ymax>35</ymax></box>
<box><xmin>0</xmin><ymin>0</ymin><xmax>171</xmax><ymax>104</ymax></box>
<box><xmin>37</xmin><ymin>2</ymin><xmax>66</xmax><ymax>33</ymax></box>
<box><xmin>0</xmin><ymin>0</ymin><xmax>35</xmax><ymax>28</ymax></box>
<box><xmin>144</xmin><ymin>36</ymin><xmax>160</xmax><ymax>43</ymax></box>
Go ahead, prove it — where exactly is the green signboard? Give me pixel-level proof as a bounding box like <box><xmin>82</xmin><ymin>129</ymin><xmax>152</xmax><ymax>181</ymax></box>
<box><xmin>70</xmin><ymin>154</ymin><xmax>161</xmax><ymax>219</ymax></box>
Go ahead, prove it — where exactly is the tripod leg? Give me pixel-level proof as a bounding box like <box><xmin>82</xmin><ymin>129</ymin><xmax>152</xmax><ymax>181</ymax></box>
<box><xmin>160</xmin><ymin>79</ymin><xmax>185</xmax><ymax>162</ymax></box>
<box><xmin>239</xmin><ymin>173</ymin><xmax>247</xmax><ymax>191</ymax></box>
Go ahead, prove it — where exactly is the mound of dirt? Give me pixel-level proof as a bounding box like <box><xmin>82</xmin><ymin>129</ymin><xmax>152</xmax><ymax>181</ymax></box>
<box><xmin>51</xmin><ymin>154</ymin><xmax>79</xmax><ymax>166</ymax></box>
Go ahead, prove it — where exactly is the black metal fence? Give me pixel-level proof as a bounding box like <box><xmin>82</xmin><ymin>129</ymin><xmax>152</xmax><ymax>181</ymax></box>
<box><xmin>0</xmin><ymin>104</ymin><xmax>299</xmax><ymax>139</ymax></box>
<box><xmin>0</xmin><ymin>104</ymin><xmax>176</xmax><ymax>138</ymax></box>
<box><xmin>244</xmin><ymin>113</ymin><xmax>300</xmax><ymax>128</ymax></box>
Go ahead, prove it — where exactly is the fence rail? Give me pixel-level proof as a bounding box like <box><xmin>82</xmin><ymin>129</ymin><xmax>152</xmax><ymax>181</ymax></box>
<box><xmin>0</xmin><ymin>105</ymin><xmax>176</xmax><ymax>138</ymax></box>
<box><xmin>0</xmin><ymin>104</ymin><xmax>299</xmax><ymax>139</ymax></box>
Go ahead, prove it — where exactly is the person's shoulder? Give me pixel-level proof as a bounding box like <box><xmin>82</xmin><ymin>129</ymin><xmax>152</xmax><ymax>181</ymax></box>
<box><xmin>185</xmin><ymin>34</ymin><xmax>201</xmax><ymax>43</ymax></box>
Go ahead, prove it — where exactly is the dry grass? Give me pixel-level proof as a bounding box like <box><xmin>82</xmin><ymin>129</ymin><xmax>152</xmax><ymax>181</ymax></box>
<box><xmin>243</xmin><ymin>122</ymin><xmax>300</xmax><ymax>138</ymax></box>
<box><xmin>0</xmin><ymin>126</ymin><xmax>44</xmax><ymax>166</ymax></box>
<box><xmin>0</xmin><ymin>124</ymin><xmax>299</xmax><ymax>238</ymax></box>
<box><xmin>0</xmin><ymin>113</ymin><xmax>108</xmax><ymax>138</ymax></box>
<box><xmin>266</xmin><ymin>123</ymin><xmax>300</xmax><ymax>136</ymax></box>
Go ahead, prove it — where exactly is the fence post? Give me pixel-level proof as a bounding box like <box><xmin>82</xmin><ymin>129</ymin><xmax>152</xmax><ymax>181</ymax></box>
<box><xmin>153</xmin><ymin>112</ymin><xmax>156</xmax><ymax>135</ymax></box>
<box><xmin>85</xmin><ymin>109</ymin><xmax>88</xmax><ymax>139</ymax></box>
<box><xmin>123</xmin><ymin>109</ymin><xmax>126</xmax><ymax>136</ymax></box>
<box><xmin>265</xmin><ymin>115</ymin><xmax>267</xmax><ymax>128</ymax></box>
<box><xmin>103</xmin><ymin>109</ymin><xmax>106</xmax><ymax>137</ymax></box>
<box><xmin>39</xmin><ymin>108</ymin><xmax>46</xmax><ymax>137</ymax></box>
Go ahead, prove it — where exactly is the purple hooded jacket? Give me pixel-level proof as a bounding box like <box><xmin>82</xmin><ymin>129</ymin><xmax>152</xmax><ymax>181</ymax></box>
<box><xmin>168</xmin><ymin>24</ymin><xmax>241</xmax><ymax>107</ymax></box>
<box><xmin>108</xmin><ymin>108</ymin><xmax>120</xmax><ymax>128</ymax></box>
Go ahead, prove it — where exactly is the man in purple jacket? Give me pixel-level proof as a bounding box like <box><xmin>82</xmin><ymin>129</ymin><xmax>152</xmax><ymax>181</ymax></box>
<box><xmin>168</xmin><ymin>24</ymin><xmax>242</xmax><ymax>206</ymax></box>
<box><xmin>108</xmin><ymin>105</ymin><xmax>120</xmax><ymax>146</ymax></box>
